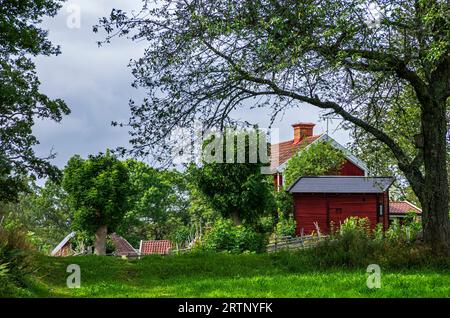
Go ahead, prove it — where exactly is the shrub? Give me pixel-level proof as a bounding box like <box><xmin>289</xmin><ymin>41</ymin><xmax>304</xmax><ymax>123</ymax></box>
<box><xmin>315</xmin><ymin>217</ymin><xmax>376</xmax><ymax>267</ymax></box>
<box><xmin>385</xmin><ymin>218</ymin><xmax>422</xmax><ymax>243</ymax></box>
<box><xmin>199</xmin><ymin>219</ymin><xmax>267</xmax><ymax>253</ymax></box>
<box><xmin>0</xmin><ymin>224</ymin><xmax>36</xmax><ymax>290</ymax></box>
<box><xmin>311</xmin><ymin>217</ymin><xmax>447</xmax><ymax>269</ymax></box>
<box><xmin>275</xmin><ymin>212</ymin><xmax>296</xmax><ymax>238</ymax></box>
<box><xmin>274</xmin><ymin>191</ymin><xmax>293</xmax><ymax>219</ymax></box>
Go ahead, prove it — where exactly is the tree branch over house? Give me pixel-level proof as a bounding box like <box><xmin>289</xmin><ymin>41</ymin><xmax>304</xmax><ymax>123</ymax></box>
<box><xmin>94</xmin><ymin>0</ymin><xmax>449</xmax><ymax>251</ymax></box>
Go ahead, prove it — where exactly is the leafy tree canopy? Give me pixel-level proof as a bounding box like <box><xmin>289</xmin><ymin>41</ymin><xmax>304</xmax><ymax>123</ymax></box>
<box><xmin>96</xmin><ymin>0</ymin><xmax>450</xmax><ymax>250</ymax></box>
<box><xmin>0</xmin><ymin>180</ymin><xmax>72</xmax><ymax>252</ymax></box>
<box><xmin>62</xmin><ymin>151</ymin><xmax>131</xmax><ymax>255</ymax></box>
<box><xmin>189</xmin><ymin>128</ymin><xmax>275</xmax><ymax>226</ymax></box>
<box><xmin>348</xmin><ymin>87</ymin><xmax>450</xmax><ymax>206</ymax></box>
<box><xmin>118</xmin><ymin>159</ymin><xmax>190</xmax><ymax>242</ymax></box>
<box><xmin>0</xmin><ymin>0</ymin><xmax>70</xmax><ymax>202</ymax></box>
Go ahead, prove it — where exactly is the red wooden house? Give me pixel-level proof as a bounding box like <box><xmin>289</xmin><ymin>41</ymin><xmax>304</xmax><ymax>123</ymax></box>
<box><xmin>270</xmin><ymin>122</ymin><xmax>368</xmax><ymax>190</ymax></box>
<box><xmin>287</xmin><ymin>176</ymin><xmax>394</xmax><ymax>235</ymax></box>
<box><xmin>270</xmin><ymin>122</ymin><xmax>395</xmax><ymax>235</ymax></box>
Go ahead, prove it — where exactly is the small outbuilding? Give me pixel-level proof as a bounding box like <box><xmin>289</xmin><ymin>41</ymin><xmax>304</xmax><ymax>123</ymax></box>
<box><xmin>110</xmin><ymin>233</ymin><xmax>139</xmax><ymax>257</ymax></box>
<box><xmin>51</xmin><ymin>232</ymin><xmax>76</xmax><ymax>257</ymax></box>
<box><xmin>389</xmin><ymin>201</ymin><xmax>422</xmax><ymax>223</ymax></box>
<box><xmin>287</xmin><ymin>176</ymin><xmax>394</xmax><ymax>235</ymax></box>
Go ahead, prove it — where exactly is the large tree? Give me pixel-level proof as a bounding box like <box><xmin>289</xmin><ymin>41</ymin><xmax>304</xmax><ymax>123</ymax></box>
<box><xmin>0</xmin><ymin>0</ymin><xmax>70</xmax><ymax>202</ymax></box>
<box><xmin>62</xmin><ymin>151</ymin><xmax>131</xmax><ymax>255</ymax></box>
<box><xmin>348</xmin><ymin>87</ymin><xmax>449</xmax><ymax>206</ymax></box>
<box><xmin>118</xmin><ymin>159</ymin><xmax>190</xmax><ymax>242</ymax></box>
<box><xmin>189</xmin><ymin>129</ymin><xmax>275</xmax><ymax>226</ymax></box>
<box><xmin>96</xmin><ymin>0</ymin><xmax>450</xmax><ymax>251</ymax></box>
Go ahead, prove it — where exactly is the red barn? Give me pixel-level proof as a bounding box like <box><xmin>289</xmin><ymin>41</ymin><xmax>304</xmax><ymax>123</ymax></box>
<box><xmin>270</xmin><ymin>122</ymin><xmax>368</xmax><ymax>190</ymax></box>
<box><xmin>287</xmin><ymin>176</ymin><xmax>394</xmax><ymax>235</ymax></box>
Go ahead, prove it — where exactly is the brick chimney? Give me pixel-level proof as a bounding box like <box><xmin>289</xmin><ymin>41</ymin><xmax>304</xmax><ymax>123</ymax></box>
<box><xmin>292</xmin><ymin>122</ymin><xmax>315</xmax><ymax>144</ymax></box>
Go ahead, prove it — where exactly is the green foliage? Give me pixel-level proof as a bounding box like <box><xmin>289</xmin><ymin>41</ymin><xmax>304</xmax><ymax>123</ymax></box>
<box><xmin>0</xmin><ymin>180</ymin><xmax>72</xmax><ymax>253</ymax></box>
<box><xmin>283</xmin><ymin>141</ymin><xmax>345</xmax><ymax>189</ymax></box>
<box><xmin>169</xmin><ymin>225</ymin><xmax>192</xmax><ymax>248</ymax></box>
<box><xmin>0</xmin><ymin>0</ymin><xmax>69</xmax><ymax>202</ymax></box>
<box><xmin>314</xmin><ymin>217</ymin><xmax>443</xmax><ymax>268</ymax></box>
<box><xmin>96</xmin><ymin>0</ymin><xmax>450</xmax><ymax>249</ymax></box>
<box><xmin>349</xmin><ymin>88</ymin><xmax>423</xmax><ymax>204</ymax></box>
<box><xmin>190</xmin><ymin>129</ymin><xmax>275</xmax><ymax>225</ymax></box>
<box><xmin>385</xmin><ymin>218</ymin><xmax>422</xmax><ymax>243</ymax></box>
<box><xmin>334</xmin><ymin>216</ymin><xmax>371</xmax><ymax>237</ymax></box>
<box><xmin>185</xmin><ymin>182</ymin><xmax>219</xmax><ymax>239</ymax></box>
<box><xmin>274</xmin><ymin>211</ymin><xmax>296</xmax><ymax>238</ymax></box>
<box><xmin>62</xmin><ymin>151</ymin><xmax>131</xmax><ymax>235</ymax></box>
<box><xmin>0</xmin><ymin>224</ymin><xmax>36</xmax><ymax>294</ymax></box>
<box><xmin>274</xmin><ymin>190</ymin><xmax>293</xmax><ymax>219</ymax></box>
<box><xmin>117</xmin><ymin>160</ymin><xmax>190</xmax><ymax>245</ymax></box>
<box><xmin>199</xmin><ymin>219</ymin><xmax>267</xmax><ymax>253</ymax></box>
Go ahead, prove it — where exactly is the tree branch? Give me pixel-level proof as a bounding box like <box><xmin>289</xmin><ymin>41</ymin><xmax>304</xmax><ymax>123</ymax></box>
<box><xmin>204</xmin><ymin>40</ymin><xmax>425</xmax><ymax>187</ymax></box>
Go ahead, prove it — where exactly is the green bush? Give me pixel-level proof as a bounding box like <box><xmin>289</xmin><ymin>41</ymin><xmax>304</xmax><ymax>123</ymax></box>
<box><xmin>199</xmin><ymin>219</ymin><xmax>267</xmax><ymax>253</ymax></box>
<box><xmin>385</xmin><ymin>218</ymin><xmax>422</xmax><ymax>243</ymax></box>
<box><xmin>315</xmin><ymin>217</ymin><xmax>376</xmax><ymax>267</ymax></box>
<box><xmin>274</xmin><ymin>191</ymin><xmax>293</xmax><ymax>218</ymax></box>
<box><xmin>275</xmin><ymin>211</ymin><xmax>296</xmax><ymax>238</ymax></box>
<box><xmin>0</xmin><ymin>224</ymin><xmax>37</xmax><ymax>296</ymax></box>
<box><xmin>311</xmin><ymin>217</ymin><xmax>447</xmax><ymax>269</ymax></box>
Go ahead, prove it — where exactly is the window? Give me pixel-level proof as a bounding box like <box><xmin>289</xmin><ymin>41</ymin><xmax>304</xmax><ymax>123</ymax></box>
<box><xmin>378</xmin><ymin>204</ymin><xmax>384</xmax><ymax>216</ymax></box>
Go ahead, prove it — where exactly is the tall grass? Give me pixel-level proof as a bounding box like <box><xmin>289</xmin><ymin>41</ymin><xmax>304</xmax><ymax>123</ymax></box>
<box><xmin>308</xmin><ymin>217</ymin><xmax>448</xmax><ymax>269</ymax></box>
<box><xmin>0</xmin><ymin>225</ymin><xmax>37</xmax><ymax>296</ymax></box>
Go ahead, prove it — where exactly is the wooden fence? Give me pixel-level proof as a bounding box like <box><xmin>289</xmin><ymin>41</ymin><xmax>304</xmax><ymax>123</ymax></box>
<box><xmin>266</xmin><ymin>235</ymin><xmax>325</xmax><ymax>253</ymax></box>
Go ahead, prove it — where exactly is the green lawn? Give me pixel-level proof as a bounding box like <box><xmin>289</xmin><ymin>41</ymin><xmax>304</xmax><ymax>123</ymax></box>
<box><xmin>12</xmin><ymin>252</ymin><xmax>449</xmax><ymax>298</ymax></box>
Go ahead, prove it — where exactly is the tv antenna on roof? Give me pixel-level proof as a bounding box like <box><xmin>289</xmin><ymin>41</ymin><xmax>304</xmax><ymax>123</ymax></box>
<box><xmin>320</xmin><ymin>113</ymin><xmax>341</xmax><ymax>135</ymax></box>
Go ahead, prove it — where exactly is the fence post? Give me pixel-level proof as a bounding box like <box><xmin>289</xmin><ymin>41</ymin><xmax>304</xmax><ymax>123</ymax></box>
<box><xmin>300</xmin><ymin>228</ymin><xmax>305</xmax><ymax>248</ymax></box>
<box><xmin>313</xmin><ymin>222</ymin><xmax>321</xmax><ymax>240</ymax></box>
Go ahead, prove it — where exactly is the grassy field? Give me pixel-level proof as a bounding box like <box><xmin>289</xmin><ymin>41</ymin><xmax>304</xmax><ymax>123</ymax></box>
<box><xmin>10</xmin><ymin>251</ymin><xmax>450</xmax><ymax>298</ymax></box>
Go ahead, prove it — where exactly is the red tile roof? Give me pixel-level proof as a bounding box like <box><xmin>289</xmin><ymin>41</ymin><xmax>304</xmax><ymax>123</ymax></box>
<box><xmin>140</xmin><ymin>240</ymin><xmax>172</xmax><ymax>255</ymax></box>
<box><xmin>111</xmin><ymin>233</ymin><xmax>139</xmax><ymax>257</ymax></box>
<box><xmin>270</xmin><ymin>135</ymin><xmax>321</xmax><ymax>170</ymax></box>
<box><xmin>390</xmin><ymin>201</ymin><xmax>422</xmax><ymax>215</ymax></box>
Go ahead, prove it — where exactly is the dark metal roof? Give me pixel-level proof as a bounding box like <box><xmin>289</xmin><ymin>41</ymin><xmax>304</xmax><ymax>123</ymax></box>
<box><xmin>286</xmin><ymin>176</ymin><xmax>394</xmax><ymax>193</ymax></box>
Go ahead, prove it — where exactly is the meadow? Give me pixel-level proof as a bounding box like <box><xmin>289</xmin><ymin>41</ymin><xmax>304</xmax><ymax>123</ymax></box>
<box><xmin>10</xmin><ymin>251</ymin><xmax>449</xmax><ymax>298</ymax></box>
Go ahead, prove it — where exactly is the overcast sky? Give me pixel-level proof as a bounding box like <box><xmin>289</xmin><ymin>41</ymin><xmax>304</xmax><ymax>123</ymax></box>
<box><xmin>33</xmin><ymin>0</ymin><xmax>352</xmax><ymax>169</ymax></box>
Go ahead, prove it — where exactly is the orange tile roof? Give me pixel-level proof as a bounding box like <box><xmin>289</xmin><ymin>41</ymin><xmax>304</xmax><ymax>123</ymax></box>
<box><xmin>139</xmin><ymin>240</ymin><xmax>172</xmax><ymax>255</ymax></box>
<box><xmin>390</xmin><ymin>201</ymin><xmax>422</xmax><ymax>214</ymax></box>
<box><xmin>270</xmin><ymin>135</ymin><xmax>321</xmax><ymax>170</ymax></box>
<box><xmin>111</xmin><ymin>233</ymin><xmax>139</xmax><ymax>257</ymax></box>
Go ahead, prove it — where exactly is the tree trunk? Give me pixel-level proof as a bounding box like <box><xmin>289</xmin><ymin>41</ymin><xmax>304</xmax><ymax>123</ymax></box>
<box><xmin>230</xmin><ymin>211</ymin><xmax>242</xmax><ymax>226</ymax></box>
<box><xmin>94</xmin><ymin>225</ymin><xmax>108</xmax><ymax>255</ymax></box>
<box><xmin>418</xmin><ymin>96</ymin><xmax>449</xmax><ymax>252</ymax></box>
